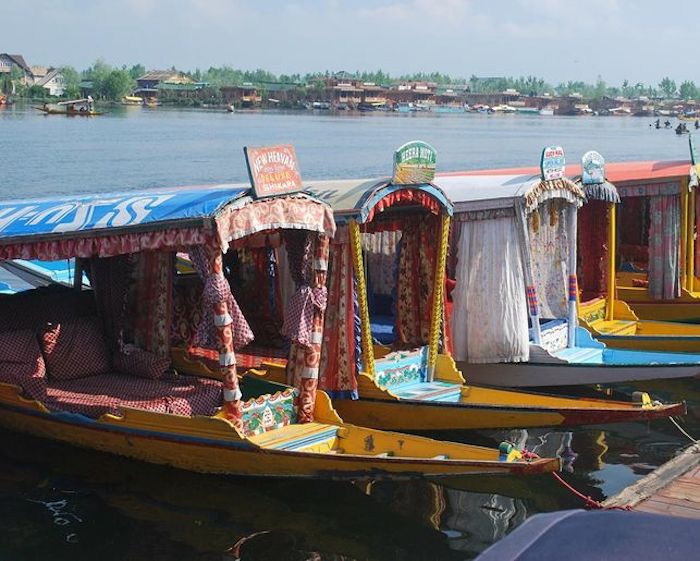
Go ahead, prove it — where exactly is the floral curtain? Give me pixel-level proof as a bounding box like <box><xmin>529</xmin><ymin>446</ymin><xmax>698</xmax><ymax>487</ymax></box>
<box><xmin>318</xmin><ymin>226</ymin><xmax>360</xmax><ymax>399</ymax></box>
<box><xmin>451</xmin><ymin>216</ymin><xmax>529</xmax><ymax>363</ymax></box>
<box><xmin>648</xmin><ymin>194</ymin><xmax>681</xmax><ymax>300</ymax></box>
<box><xmin>284</xmin><ymin>232</ymin><xmax>330</xmax><ymax>422</ymax></box>
<box><xmin>528</xmin><ymin>200</ymin><xmax>569</xmax><ymax>319</ymax></box>
<box><xmin>362</xmin><ymin>231</ymin><xmax>402</xmax><ymax>297</ymax></box>
<box><xmin>577</xmin><ymin>200</ymin><xmax>610</xmax><ymax>301</ymax></box>
<box><xmin>127</xmin><ymin>251</ymin><xmax>175</xmax><ymax>358</ymax></box>
<box><xmin>89</xmin><ymin>254</ymin><xmax>133</xmax><ymax>353</ymax></box>
<box><xmin>395</xmin><ymin>216</ymin><xmax>438</xmax><ymax>346</ymax></box>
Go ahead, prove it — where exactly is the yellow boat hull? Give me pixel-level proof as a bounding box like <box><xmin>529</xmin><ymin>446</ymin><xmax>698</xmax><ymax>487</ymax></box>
<box><xmin>580</xmin><ymin>297</ymin><xmax>700</xmax><ymax>352</ymax></box>
<box><xmin>260</xmin><ymin>356</ymin><xmax>683</xmax><ymax>431</ymax></box>
<box><xmin>0</xmin><ymin>382</ymin><xmax>557</xmax><ymax>479</ymax></box>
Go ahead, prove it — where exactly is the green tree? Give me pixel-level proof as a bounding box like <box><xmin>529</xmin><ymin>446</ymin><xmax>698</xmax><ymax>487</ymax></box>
<box><xmin>659</xmin><ymin>77</ymin><xmax>677</xmax><ymax>98</ymax></box>
<box><xmin>679</xmin><ymin>80</ymin><xmax>698</xmax><ymax>100</ymax></box>
<box><xmin>101</xmin><ymin>69</ymin><xmax>134</xmax><ymax>100</ymax></box>
<box><xmin>129</xmin><ymin>64</ymin><xmax>145</xmax><ymax>80</ymax></box>
<box><xmin>59</xmin><ymin>65</ymin><xmax>81</xmax><ymax>98</ymax></box>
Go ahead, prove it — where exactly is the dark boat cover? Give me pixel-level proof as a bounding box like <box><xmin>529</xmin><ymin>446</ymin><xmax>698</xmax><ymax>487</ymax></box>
<box><xmin>476</xmin><ymin>509</ymin><xmax>700</xmax><ymax>561</ymax></box>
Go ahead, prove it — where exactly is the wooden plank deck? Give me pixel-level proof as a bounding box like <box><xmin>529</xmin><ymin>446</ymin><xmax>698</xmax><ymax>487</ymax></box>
<box><xmin>604</xmin><ymin>442</ymin><xmax>700</xmax><ymax>518</ymax></box>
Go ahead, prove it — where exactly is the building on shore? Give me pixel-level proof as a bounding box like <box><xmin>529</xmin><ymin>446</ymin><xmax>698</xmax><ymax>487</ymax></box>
<box><xmin>35</xmin><ymin>68</ymin><xmax>66</xmax><ymax>96</ymax></box>
<box><xmin>0</xmin><ymin>53</ymin><xmax>34</xmax><ymax>89</ymax></box>
<box><xmin>220</xmin><ymin>83</ymin><xmax>263</xmax><ymax>107</ymax></box>
<box><xmin>135</xmin><ymin>70</ymin><xmax>194</xmax><ymax>98</ymax></box>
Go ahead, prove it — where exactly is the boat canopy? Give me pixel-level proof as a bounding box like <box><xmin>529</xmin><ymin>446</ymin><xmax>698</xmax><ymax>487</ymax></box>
<box><xmin>433</xmin><ymin>173</ymin><xmax>584</xmax><ymax>215</ymax></box>
<box><xmin>308</xmin><ymin>177</ymin><xmax>453</xmax><ymax>224</ymax></box>
<box><xmin>0</xmin><ymin>185</ymin><xmax>335</xmax><ymax>261</ymax></box>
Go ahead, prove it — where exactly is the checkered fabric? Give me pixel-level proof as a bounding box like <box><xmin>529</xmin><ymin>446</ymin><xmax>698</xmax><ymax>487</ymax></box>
<box><xmin>0</xmin><ymin>329</ymin><xmax>47</xmax><ymax>400</ymax></box>
<box><xmin>45</xmin><ymin>372</ymin><xmax>223</xmax><ymax>418</ymax></box>
<box><xmin>113</xmin><ymin>344</ymin><xmax>171</xmax><ymax>380</ymax></box>
<box><xmin>41</xmin><ymin>317</ymin><xmax>112</xmax><ymax>381</ymax></box>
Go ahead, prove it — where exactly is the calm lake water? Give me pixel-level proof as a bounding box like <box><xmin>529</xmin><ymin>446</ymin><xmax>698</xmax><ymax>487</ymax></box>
<box><xmin>1</xmin><ymin>103</ymin><xmax>699</xmax><ymax>560</ymax></box>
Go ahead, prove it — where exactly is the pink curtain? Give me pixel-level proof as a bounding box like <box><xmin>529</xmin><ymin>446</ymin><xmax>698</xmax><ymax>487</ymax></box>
<box><xmin>648</xmin><ymin>194</ymin><xmax>681</xmax><ymax>300</ymax></box>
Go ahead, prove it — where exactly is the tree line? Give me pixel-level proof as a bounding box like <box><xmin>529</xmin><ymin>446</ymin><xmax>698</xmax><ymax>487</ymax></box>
<box><xmin>8</xmin><ymin>59</ymin><xmax>700</xmax><ymax>102</ymax></box>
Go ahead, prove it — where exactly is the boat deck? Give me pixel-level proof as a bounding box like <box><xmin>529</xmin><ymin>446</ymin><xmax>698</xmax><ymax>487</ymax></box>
<box><xmin>604</xmin><ymin>442</ymin><xmax>700</xmax><ymax>518</ymax></box>
<box><xmin>553</xmin><ymin>346</ymin><xmax>700</xmax><ymax>366</ymax></box>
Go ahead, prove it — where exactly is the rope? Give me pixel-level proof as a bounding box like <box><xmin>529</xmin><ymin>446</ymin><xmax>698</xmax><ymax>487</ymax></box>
<box><xmin>520</xmin><ymin>446</ymin><xmax>633</xmax><ymax>511</ymax></box>
<box><xmin>551</xmin><ymin>471</ymin><xmax>633</xmax><ymax>511</ymax></box>
<box><xmin>669</xmin><ymin>416</ymin><xmax>699</xmax><ymax>444</ymax></box>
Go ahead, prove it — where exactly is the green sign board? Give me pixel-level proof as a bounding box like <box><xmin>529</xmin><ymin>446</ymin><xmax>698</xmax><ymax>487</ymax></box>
<box><xmin>392</xmin><ymin>141</ymin><xmax>437</xmax><ymax>184</ymax></box>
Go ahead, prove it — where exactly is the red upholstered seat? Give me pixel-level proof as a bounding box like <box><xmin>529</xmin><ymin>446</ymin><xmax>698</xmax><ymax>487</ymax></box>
<box><xmin>45</xmin><ymin>373</ymin><xmax>223</xmax><ymax>418</ymax></box>
<box><xmin>0</xmin><ymin>329</ymin><xmax>47</xmax><ymax>401</ymax></box>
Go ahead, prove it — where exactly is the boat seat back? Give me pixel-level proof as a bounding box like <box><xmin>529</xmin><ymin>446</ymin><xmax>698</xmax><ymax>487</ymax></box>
<box><xmin>579</xmin><ymin>298</ymin><xmax>607</xmax><ymax>325</ymax></box>
<box><xmin>531</xmin><ymin>319</ymin><xmax>568</xmax><ymax>353</ymax></box>
<box><xmin>374</xmin><ymin>346</ymin><xmax>428</xmax><ymax>389</ymax></box>
<box><xmin>240</xmin><ymin>387</ymin><xmax>298</xmax><ymax>437</ymax></box>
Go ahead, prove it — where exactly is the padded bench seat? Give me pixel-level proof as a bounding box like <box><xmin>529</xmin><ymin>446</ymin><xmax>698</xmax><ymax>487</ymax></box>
<box><xmin>45</xmin><ymin>372</ymin><xmax>223</xmax><ymax>418</ymax></box>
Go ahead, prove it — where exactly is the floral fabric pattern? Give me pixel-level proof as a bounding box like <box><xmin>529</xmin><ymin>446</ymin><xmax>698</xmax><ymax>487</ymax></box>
<box><xmin>528</xmin><ymin>200</ymin><xmax>569</xmax><ymax>319</ymax></box>
<box><xmin>648</xmin><ymin>194</ymin><xmax>681</xmax><ymax>300</ymax></box>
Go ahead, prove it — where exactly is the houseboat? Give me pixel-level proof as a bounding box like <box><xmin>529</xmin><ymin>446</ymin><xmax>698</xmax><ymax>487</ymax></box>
<box><xmin>0</xmin><ymin>148</ymin><xmax>557</xmax><ymax>479</ymax></box>
<box><xmin>433</xmin><ymin>148</ymin><xmax>700</xmax><ymax>387</ymax></box>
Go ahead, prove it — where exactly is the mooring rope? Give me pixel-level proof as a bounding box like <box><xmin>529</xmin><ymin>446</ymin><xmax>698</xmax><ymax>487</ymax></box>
<box><xmin>669</xmin><ymin>416</ymin><xmax>699</xmax><ymax>444</ymax></box>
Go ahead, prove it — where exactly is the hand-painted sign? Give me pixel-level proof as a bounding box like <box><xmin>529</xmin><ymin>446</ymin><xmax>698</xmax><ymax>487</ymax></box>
<box><xmin>581</xmin><ymin>150</ymin><xmax>605</xmax><ymax>185</ymax></box>
<box><xmin>392</xmin><ymin>141</ymin><xmax>437</xmax><ymax>184</ymax></box>
<box><xmin>244</xmin><ymin>144</ymin><xmax>304</xmax><ymax>199</ymax></box>
<box><xmin>540</xmin><ymin>146</ymin><xmax>565</xmax><ymax>181</ymax></box>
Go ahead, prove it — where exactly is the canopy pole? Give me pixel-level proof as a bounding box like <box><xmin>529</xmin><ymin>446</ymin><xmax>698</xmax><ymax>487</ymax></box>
<box><xmin>567</xmin><ymin>205</ymin><xmax>578</xmax><ymax>348</ymax></box>
<box><xmin>427</xmin><ymin>213</ymin><xmax>450</xmax><ymax>382</ymax></box>
<box><xmin>605</xmin><ymin>203</ymin><xmax>617</xmax><ymax>321</ymax></box>
<box><xmin>681</xmin><ymin>179</ymin><xmax>689</xmax><ymax>291</ymax></box>
<box><xmin>687</xmin><ymin>182</ymin><xmax>696</xmax><ymax>292</ymax></box>
<box><xmin>73</xmin><ymin>258</ymin><xmax>83</xmax><ymax>291</ymax></box>
<box><xmin>516</xmin><ymin>203</ymin><xmax>542</xmax><ymax>344</ymax></box>
<box><xmin>349</xmin><ymin>219</ymin><xmax>375</xmax><ymax>378</ymax></box>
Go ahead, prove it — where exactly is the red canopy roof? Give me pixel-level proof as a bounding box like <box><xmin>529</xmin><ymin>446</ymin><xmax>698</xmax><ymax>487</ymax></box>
<box><xmin>438</xmin><ymin>160</ymin><xmax>692</xmax><ymax>184</ymax></box>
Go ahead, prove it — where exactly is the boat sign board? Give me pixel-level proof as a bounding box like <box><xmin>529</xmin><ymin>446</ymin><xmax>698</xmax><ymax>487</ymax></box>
<box><xmin>392</xmin><ymin>141</ymin><xmax>437</xmax><ymax>185</ymax></box>
<box><xmin>540</xmin><ymin>146</ymin><xmax>565</xmax><ymax>181</ymax></box>
<box><xmin>581</xmin><ymin>151</ymin><xmax>605</xmax><ymax>185</ymax></box>
<box><xmin>244</xmin><ymin>144</ymin><xmax>304</xmax><ymax>199</ymax></box>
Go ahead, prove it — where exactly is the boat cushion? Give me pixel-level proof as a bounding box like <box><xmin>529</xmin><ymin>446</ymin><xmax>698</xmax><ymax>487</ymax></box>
<box><xmin>113</xmin><ymin>345</ymin><xmax>171</xmax><ymax>380</ymax></box>
<box><xmin>45</xmin><ymin>372</ymin><xmax>223</xmax><ymax>418</ymax></box>
<box><xmin>40</xmin><ymin>317</ymin><xmax>111</xmax><ymax>381</ymax></box>
<box><xmin>0</xmin><ymin>329</ymin><xmax>47</xmax><ymax>400</ymax></box>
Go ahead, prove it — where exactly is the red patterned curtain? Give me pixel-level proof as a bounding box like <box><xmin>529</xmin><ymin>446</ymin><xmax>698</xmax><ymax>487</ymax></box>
<box><xmin>284</xmin><ymin>232</ymin><xmax>330</xmax><ymax>422</ymax></box>
<box><xmin>577</xmin><ymin>201</ymin><xmax>610</xmax><ymax>301</ymax></box>
<box><xmin>395</xmin><ymin>216</ymin><xmax>439</xmax><ymax>347</ymax></box>
<box><xmin>318</xmin><ymin>226</ymin><xmax>359</xmax><ymax>399</ymax></box>
<box><xmin>127</xmin><ymin>251</ymin><xmax>175</xmax><ymax>358</ymax></box>
<box><xmin>89</xmin><ymin>254</ymin><xmax>133</xmax><ymax>353</ymax></box>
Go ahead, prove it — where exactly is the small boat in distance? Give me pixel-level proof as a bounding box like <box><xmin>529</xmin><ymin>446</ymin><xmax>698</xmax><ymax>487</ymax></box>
<box><xmin>35</xmin><ymin>97</ymin><xmax>103</xmax><ymax>116</ymax></box>
<box><xmin>121</xmin><ymin>95</ymin><xmax>143</xmax><ymax>105</ymax></box>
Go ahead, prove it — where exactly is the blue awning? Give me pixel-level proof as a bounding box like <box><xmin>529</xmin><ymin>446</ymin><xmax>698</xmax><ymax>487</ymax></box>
<box><xmin>0</xmin><ymin>185</ymin><xmax>249</xmax><ymax>243</ymax></box>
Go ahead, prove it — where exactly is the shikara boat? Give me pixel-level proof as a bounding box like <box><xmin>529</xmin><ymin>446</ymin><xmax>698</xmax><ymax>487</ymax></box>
<box><xmin>0</xmin><ymin>159</ymin><xmax>554</xmax><ymax>478</ymax></box>
<box><xmin>434</xmin><ymin>148</ymin><xmax>700</xmax><ymax>387</ymax></box>
<box><xmin>35</xmin><ymin>98</ymin><xmax>103</xmax><ymax>116</ymax></box>
<box><xmin>576</xmin><ymin>151</ymin><xmax>700</xmax><ymax>352</ymax></box>
<box><xmin>247</xmin><ymin>141</ymin><xmax>686</xmax><ymax>427</ymax></box>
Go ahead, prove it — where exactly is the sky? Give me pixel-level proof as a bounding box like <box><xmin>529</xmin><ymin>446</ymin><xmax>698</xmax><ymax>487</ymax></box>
<box><xmin>0</xmin><ymin>0</ymin><xmax>694</xmax><ymax>84</ymax></box>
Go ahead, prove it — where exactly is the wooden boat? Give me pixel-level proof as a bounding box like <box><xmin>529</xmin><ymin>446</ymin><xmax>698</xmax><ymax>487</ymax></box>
<box><xmin>35</xmin><ymin>98</ymin><xmax>103</xmax><ymax>116</ymax></box>
<box><xmin>434</xmin><ymin>149</ymin><xmax>700</xmax><ymax>387</ymax></box>
<box><xmin>121</xmin><ymin>95</ymin><xmax>143</xmax><ymax>105</ymax></box>
<box><xmin>0</xmin><ymin>161</ymin><xmax>555</xmax><ymax>479</ymax></box>
<box><xmin>246</xmin><ymin>142</ymin><xmax>687</xmax><ymax>426</ymax></box>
